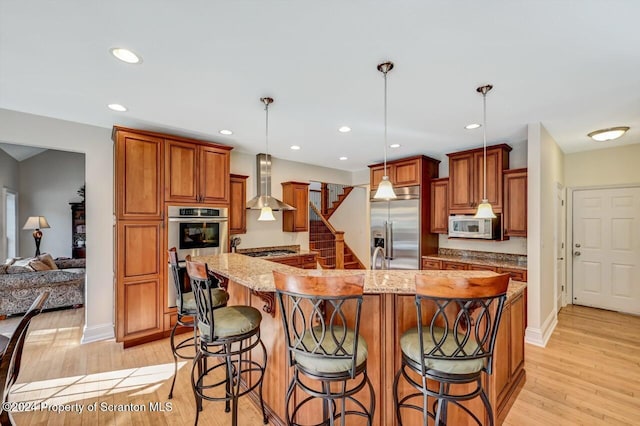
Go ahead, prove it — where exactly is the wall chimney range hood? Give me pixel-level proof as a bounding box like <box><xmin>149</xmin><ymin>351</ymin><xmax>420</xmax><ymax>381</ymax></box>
<box><xmin>246</xmin><ymin>153</ymin><xmax>296</xmax><ymax>211</ymax></box>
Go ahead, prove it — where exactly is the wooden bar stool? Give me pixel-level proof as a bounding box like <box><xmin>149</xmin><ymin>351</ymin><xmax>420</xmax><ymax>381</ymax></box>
<box><xmin>273</xmin><ymin>270</ymin><xmax>375</xmax><ymax>426</ymax></box>
<box><xmin>393</xmin><ymin>273</ymin><xmax>510</xmax><ymax>426</ymax></box>
<box><xmin>186</xmin><ymin>260</ymin><xmax>268</xmax><ymax>426</ymax></box>
<box><xmin>167</xmin><ymin>248</ymin><xmax>229</xmax><ymax>399</ymax></box>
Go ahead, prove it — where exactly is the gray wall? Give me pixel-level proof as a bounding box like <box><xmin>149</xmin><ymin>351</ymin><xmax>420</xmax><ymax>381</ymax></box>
<box><xmin>0</xmin><ymin>149</ymin><xmax>19</xmax><ymax>260</ymax></box>
<box><xmin>18</xmin><ymin>150</ymin><xmax>85</xmax><ymax>258</ymax></box>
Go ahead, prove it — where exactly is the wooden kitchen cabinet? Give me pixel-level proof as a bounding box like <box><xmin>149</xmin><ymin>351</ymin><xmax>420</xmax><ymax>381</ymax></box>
<box><xmin>229</xmin><ymin>174</ymin><xmax>248</xmax><ymax>234</ymax></box>
<box><xmin>422</xmin><ymin>257</ymin><xmax>527</xmax><ymax>282</ymax></box>
<box><xmin>115</xmin><ymin>221</ymin><xmax>164</xmax><ymax>346</ymax></box>
<box><xmin>503</xmin><ymin>168</ymin><xmax>528</xmax><ymax>237</ymax></box>
<box><xmin>430</xmin><ymin>178</ymin><xmax>449</xmax><ymax>233</ymax></box>
<box><xmin>421</xmin><ymin>258</ymin><xmax>442</xmax><ymax>270</ymax></box>
<box><xmin>282</xmin><ymin>181</ymin><xmax>310</xmax><ymax>232</ymax></box>
<box><xmin>165</xmin><ymin>139</ymin><xmax>231</xmax><ymax>204</ymax></box>
<box><xmin>441</xmin><ymin>260</ymin><xmax>469</xmax><ymax>270</ymax></box>
<box><xmin>114</xmin><ymin>129</ymin><xmax>164</xmax><ymax>220</ymax></box>
<box><xmin>369</xmin><ymin>156</ymin><xmax>426</xmax><ymax>189</ymax></box>
<box><xmin>268</xmin><ymin>253</ymin><xmax>318</xmax><ymax>269</ymax></box>
<box><xmin>447</xmin><ymin>144</ymin><xmax>511</xmax><ymax>214</ymax></box>
<box><xmin>498</xmin><ymin>267</ymin><xmax>527</xmax><ymax>282</ymax></box>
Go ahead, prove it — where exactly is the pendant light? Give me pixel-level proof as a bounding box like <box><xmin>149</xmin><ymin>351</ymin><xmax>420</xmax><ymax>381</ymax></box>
<box><xmin>474</xmin><ymin>84</ymin><xmax>497</xmax><ymax>219</ymax></box>
<box><xmin>258</xmin><ymin>97</ymin><xmax>276</xmax><ymax>221</ymax></box>
<box><xmin>373</xmin><ymin>61</ymin><xmax>397</xmax><ymax>200</ymax></box>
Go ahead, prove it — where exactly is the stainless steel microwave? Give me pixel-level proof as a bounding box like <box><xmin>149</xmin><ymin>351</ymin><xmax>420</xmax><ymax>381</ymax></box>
<box><xmin>448</xmin><ymin>215</ymin><xmax>500</xmax><ymax>239</ymax></box>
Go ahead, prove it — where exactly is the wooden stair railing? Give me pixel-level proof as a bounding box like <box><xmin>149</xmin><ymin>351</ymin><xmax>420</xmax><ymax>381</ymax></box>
<box><xmin>325</xmin><ymin>186</ymin><xmax>353</xmax><ymax>219</ymax></box>
<box><xmin>309</xmin><ymin>202</ymin><xmax>365</xmax><ymax>270</ymax></box>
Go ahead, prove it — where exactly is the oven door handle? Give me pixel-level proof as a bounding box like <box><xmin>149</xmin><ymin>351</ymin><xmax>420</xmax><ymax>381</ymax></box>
<box><xmin>168</xmin><ymin>217</ymin><xmax>228</xmax><ymax>223</ymax></box>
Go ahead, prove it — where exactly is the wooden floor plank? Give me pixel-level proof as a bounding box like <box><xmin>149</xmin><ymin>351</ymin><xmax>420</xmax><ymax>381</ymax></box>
<box><xmin>3</xmin><ymin>304</ymin><xmax>639</xmax><ymax>425</ymax></box>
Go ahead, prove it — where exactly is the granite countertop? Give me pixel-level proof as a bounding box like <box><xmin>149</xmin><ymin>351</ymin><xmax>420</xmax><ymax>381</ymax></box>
<box><xmin>423</xmin><ymin>254</ymin><xmax>528</xmax><ymax>270</ymax></box>
<box><xmin>194</xmin><ymin>253</ymin><xmax>526</xmax><ymax>301</ymax></box>
<box><xmin>236</xmin><ymin>245</ymin><xmax>318</xmax><ymax>259</ymax></box>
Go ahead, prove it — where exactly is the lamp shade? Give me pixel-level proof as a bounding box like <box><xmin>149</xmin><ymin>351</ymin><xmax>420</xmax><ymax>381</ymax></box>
<box><xmin>474</xmin><ymin>200</ymin><xmax>497</xmax><ymax>219</ymax></box>
<box><xmin>22</xmin><ymin>216</ymin><xmax>50</xmax><ymax>230</ymax></box>
<box><xmin>257</xmin><ymin>206</ymin><xmax>276</xmax><ymax>221</ymax></box>
<box><xmin>373</xmin><ymin>176</ymin><xmax>397</xmax><ymax>200</ymax></box>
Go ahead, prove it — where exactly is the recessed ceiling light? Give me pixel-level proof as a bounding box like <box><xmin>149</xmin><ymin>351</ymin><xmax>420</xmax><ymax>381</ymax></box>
<box><xmin>290</xmin><ymin>145</ymin><xmax>301</xmax><ymax>150</ymax></box>
<box><xmin>219</xmin><ymin>129</ymin><xmax>233</xmax><ymax>135</ymax></box>
<box><xmin>107</xmin><ymin>103</ymin><xmax>127</xmax><ymax>112</ymax></box>
<box><xmin>389</xmin><ymin>143</ymin><xmax>401</xmax><ymax>148</ymax></box>
<box><xmin>110</xmin><ymin>48</ymin><xmax>142</xmax><ymax>64</ymax></box>
<box><xmin>465</xmin><ymin>123</ymin><xmax>481</xmax><ymax>130</ymax></box>
<box><xmin>587</xmin><ymin>126</ymin><xmax>630</xmax><ymax>142</ymax></box>
<box><xmin>339</xmin><ymin>156</ymin><xmax>348</xmax><ymax>161</ymax></box>
<box><xmin>338</xmin><ymin>126</ymin><xmax>352</xmax><ymax>133</ymax></box>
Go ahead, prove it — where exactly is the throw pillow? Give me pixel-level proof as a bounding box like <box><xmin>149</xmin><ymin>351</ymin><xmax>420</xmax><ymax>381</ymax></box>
<box><xmin>38</xmin><ymin>253</ymin><xmax>58</xmax><ymax>270</ymax></box>
<box><xmin>29</xmin><ymin>259</ymin><xmax>51</xmax><ymax>271</ymax></box>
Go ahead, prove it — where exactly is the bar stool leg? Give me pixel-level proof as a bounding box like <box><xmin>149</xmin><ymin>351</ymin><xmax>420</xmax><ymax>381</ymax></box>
<box><xmin>258</xmin><ymin>340</ymin><xmax>269</xmax><ymax>424</ymax></box>
<box><xmin>479</xmin><ymin>382</ymin><xmax>494</xmax><ymax>426</ymax></box>
<box><xmin>168</xmin><ymin>321</ymin><xmax>179</xmax><ymax>399</ymax></box>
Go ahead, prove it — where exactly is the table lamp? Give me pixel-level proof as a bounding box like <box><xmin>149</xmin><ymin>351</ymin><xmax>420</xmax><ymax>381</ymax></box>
<box><xmin>23</xmin><ymin>216</ymin><xmax>50</xmax><ymax>256</ymax></box>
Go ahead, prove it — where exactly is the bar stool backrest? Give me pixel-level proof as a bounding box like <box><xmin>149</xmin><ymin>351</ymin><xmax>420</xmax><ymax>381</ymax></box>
<box><xmin>414</xmin><ymin>273</ymin><xmax>510</xmax><ymax>375</ymax></box>
<box><xmin>273</xmin><ymin>271</ymin><xmax>365</xmax><ymax>379</ymax></box>
<box><xmin>168</xmin><ymin>247</ymin><xmax>188</xmax><ymax>314</ymax></box>
<box><xmin>185</xmin><ymin>260</ymin><xmax>222</xmax><ymax>342</ymax></box>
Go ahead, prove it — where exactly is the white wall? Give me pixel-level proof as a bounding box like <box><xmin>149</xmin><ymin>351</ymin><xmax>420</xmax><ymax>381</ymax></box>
<box><xmin>0</xmin><ymin>149</ymin><xmax>19</xmax><ymax>261</ymax></box>
<box><xmin>18</xmin><ymin>150</ymin><xmax>85</xmax><ymax>258</ymax></box>
<box><xmin>526</xmin><ymin>123</ymin><xmax>564</xmax><ymax>347</ymax></box>
<box><xmin>0</xmin><ymin>109</ymin><xmax>113</xmax><ymax>343</ymax></box>
<box><xmin>564</xmin><ymin>144</ymin><xmax>640</xmax><ymax>188</ymax></box>
<box><xmin>230</xmin><ymin>151</ymin><xmax>352</xmax><ymax>250</ymax></box>
<box><xmin>328</xmin><ymin>186</ymin><xmax>370</xmax><ymax>268</ymax></box>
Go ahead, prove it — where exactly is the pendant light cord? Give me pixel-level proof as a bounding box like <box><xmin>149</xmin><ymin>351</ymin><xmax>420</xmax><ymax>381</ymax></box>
<box><xmin>265</xmin><ymin>101</ymin><xmax>270</xmax><ymax>197</ymax></box>
<box><xmin>482</xmin><ymin>90</ymin><xmax>487</xmax><ymax>200</ymax></box>
<box><xmin>383</xmin><ymin>70</ymin><xmax>388</xmax><ymax>177</ymax></box>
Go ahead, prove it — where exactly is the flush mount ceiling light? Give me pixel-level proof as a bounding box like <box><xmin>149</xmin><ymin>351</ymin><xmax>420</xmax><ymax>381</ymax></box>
<box><xmin>465</xmin><ymin>123</ymin><xmax>481</xmax><ymax>130</ymax></box>
<box><xmin>373</xmin><ymin>61</ymin><xmax>397</xmax><ymax>200</ymax></box>
<box><xmin>474</xmin><ymin>84</ymin><xmax>497</xmax><ymax>219</ymax></box>
<box><xmin>107</xmin><ymin>103</ymin><xmax>127</xmax><ymax>112</ymax></box>
<box><xmin>338</xmin><ymin>126</ymin><xmax>352</xmax><ymax>133</ymax></box>
<box><xmin>389</xmin><ymin>143</ymin><xmax>401</xmax><ymax>148</ymax></box>
<box><xmin>110</xmin><ymin>48</ymin><xmax>142</xmax><ymax>64</ymax></box>
<box><xmin>290</xmin><ymin>145</ymin><xmax>301</xmax><ymax>150</ymax></box>
<box><xmin>339</xmin><ymin>156</ymin><xmax>348</xmax><ymax>161</ymax></box>
<box><xmin>587</xmin><ymin>126</ymin><xmax>629</xmax><ymax>142</ymax></box>
<box><xmin>219</xmin><ymin>129</ymin><xmax>233</xmax><ymax>135</ymax></box>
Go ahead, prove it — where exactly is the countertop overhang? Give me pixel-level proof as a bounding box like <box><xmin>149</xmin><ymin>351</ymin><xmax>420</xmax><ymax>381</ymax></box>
<box><xmin>194</xmin><ymin>253</ymin><xmax>526</xmax><ymax>299</ymax></box>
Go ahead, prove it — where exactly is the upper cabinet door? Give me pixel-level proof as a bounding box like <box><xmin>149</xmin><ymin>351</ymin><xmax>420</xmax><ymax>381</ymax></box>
<box><xmin>430</xmin><ymin>178</ymin><xmax>449</xmax><ymax>234</ymax></box>
<box><xmin>473</xmin><ymin>147</ymin><xmax>506</xmax><ymax>213</ymax></box>
<box><xmin>282</xmin><ymin>182</ymin><xmax>310</xmax><ymax>232</ymax></box>
<box><xmin>370</xmin><ymin>164</ymin><xmax>395</xmax><ymax>190</ymax></box>
<box><xmin>393</xmin><ymin>158</ymin><xmax>421</xmax><ymax>187</ymax></box>
<box><xmin>115</xmin><ymin>130</ymin><xmax>164</xmax><ymax>220</ymax></box>
<box><xmin>165</xmin><ymin>139</ymin><xmax>199</xmax><ymax>203</ymax></box>
<box><xmin>200</xmin><ymin>146</ymin><xmax>230</xmax><ymax>204</ymax></box>
<box><xmin>503</xmin><ymin>169</ymin><xmax>528</xmax><ymax>237</ymax></box>
<box><xmin>229</xmin><ymin>174</ymin><xmax>248</xmax><ymax>235</ymax></box>
<box><xmin>448</xmin><ymin>152</ymin><xmax>474</xmax><ymax>213</ymax></box>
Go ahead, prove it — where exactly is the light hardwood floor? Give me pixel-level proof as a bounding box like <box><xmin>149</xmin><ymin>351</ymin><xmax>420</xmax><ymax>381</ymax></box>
<box><xmin>3</xmin><ymin>305</ymin><xmax>639</xmax><ymax>425</ymax></box>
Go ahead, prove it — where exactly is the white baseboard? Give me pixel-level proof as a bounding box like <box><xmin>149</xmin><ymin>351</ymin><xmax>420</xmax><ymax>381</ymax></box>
<box><xmin>524</xmin><ymin>310</ymin><xmax>558</xmax><ymax>347</ymax></box>
<box><xmin>81</xmin><ymin>323</ymin><xmax>115</xmax><ymax>344</ymax></box>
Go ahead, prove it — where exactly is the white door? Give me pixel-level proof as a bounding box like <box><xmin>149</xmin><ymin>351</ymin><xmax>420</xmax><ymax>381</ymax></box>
<box><xmin>555</xmin><ymin>184</ymin><xmax>566</xmax><ymax>313</ymax></box>
<box><xmin>572</xmin><ymin>186</ymin><xmax>640</xmax><ymax>314</ymax></box>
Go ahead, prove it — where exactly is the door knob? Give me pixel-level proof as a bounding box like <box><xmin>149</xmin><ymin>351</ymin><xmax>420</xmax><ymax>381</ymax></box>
<box><xmin>575</xmin><ymin>243</ymin><xmax>581</xmax><ymax>248</ymax></box>
<box><xmin>557</xmin><ymin>257</ymin><xmax>564</xmax><ymax>260</ymax></box>
<box><xmin>574</xmin><ymin>251</ymin><xmax>581</xmax><ymax>256</ymax></box>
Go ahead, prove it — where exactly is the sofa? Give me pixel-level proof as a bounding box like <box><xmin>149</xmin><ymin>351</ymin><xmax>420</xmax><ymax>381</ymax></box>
<box><xmin>0</xmin><ymin>255</ymin><xmax>85</xmax><ymax>319</ymax></box>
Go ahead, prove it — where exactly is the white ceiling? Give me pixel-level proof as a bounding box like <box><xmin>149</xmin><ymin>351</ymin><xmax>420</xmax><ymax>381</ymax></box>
<box><xmin>1</xmin><ymin>1</ymin><xmax>638</xmax><ymax>171</ymax></box>
<box><xmin>0</xmin><ymin>143</ymin><xmax>46</xmax><ymax>161</ymax></box>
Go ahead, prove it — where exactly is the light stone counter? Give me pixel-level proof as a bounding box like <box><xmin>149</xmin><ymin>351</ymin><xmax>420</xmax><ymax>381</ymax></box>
<box><xmin>194</xmin><ymin>253</ymin><xmax>526</xmax><ymax>299</ymax></box>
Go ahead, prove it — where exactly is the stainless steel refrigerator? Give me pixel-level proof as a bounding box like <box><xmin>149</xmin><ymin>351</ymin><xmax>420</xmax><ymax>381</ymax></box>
<box><xmin>370</xmin><ymin>186</ymin><xmax>421</xmax><ymax>270</ymax></box>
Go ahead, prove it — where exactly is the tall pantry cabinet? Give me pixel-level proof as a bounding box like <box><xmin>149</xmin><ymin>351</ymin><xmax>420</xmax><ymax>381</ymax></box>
<box><xmin>113</xmin><ymin>126</ymin><xmax>232</xmax><ymax>347</ymax></box>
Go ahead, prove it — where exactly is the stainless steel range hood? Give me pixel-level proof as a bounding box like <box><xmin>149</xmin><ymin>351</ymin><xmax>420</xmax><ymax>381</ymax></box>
<box><xmin>246</xmin><ymin>153</ymin><xmax>296</xmax><ymax>211</ymax></box>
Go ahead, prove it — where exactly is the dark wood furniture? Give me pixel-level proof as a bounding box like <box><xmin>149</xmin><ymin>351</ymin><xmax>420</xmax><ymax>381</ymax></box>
<box><xmin>230</xmin><ymin>174</ymin><xmax>248</xmax><ymax>234</ymax></box>
<box><xmin>430</xmin><ymin>178</ymin><xmax>449</xmax><ymax>234</ymax></box>
<box><xmin>447</xmin><ymin>144</ymin><xmax>511</xmax><ymax>215</ymax></box>
<box><xmin>113</xmin><ymin>126</ymin><xmax>232</xmax><ymax>348</ymax></box>
<box><xmin>1</xmin><ymin>292</ymin><xmax>48</xmax><ymax>426</ymax></box>
<box><xmin>70</xmin><ymin>202</ymin><xmax>86</xmax><ymax>259</ymax></box>
<box><xmin>421</xmin><ymin>258</ymin><xmax>527</xmax><ymax>282</ymax></box>
<box><xmin>267</xmin><ymin>253</ymin><xmax>317</xmax><ymax>269</ymax></box>
<box><xmin>281</xmin><ymin>181</ymin><xmax>310</xmax><ymax>232</ymax></box>
<box><xmin>503</xmin><ymin>169</ymin><xmax>528</xmax><ymax>237</ymax></box>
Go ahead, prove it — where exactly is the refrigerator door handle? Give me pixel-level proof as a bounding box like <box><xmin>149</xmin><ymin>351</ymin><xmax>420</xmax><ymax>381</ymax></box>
<box><xmin>387</xmin><ymin>221</ymin><xmax>394</xmax><ymax>260</ymax></box>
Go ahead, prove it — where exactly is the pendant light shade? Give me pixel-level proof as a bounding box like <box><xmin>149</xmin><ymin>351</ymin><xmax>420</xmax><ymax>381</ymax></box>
<box><xmin>474</xmin><ymin>84</ymin><xmax>497</xmax><ymax>219</ymax></box>
<box><xmin>258</xmin><ymin>206</ymin><xmax>276</xmax><ymax>221</ymax></box>
<box><xmin>373</xmin><ymin>61</ymin><xmax>397</xmax><ymax>200</ymax></box>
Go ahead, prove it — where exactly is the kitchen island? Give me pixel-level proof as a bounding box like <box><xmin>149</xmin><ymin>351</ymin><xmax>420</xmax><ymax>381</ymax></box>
<box><xmin>195</xmin><ymin>253</ymin><xmax>526</xmax><ymax>426</ymax></box>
